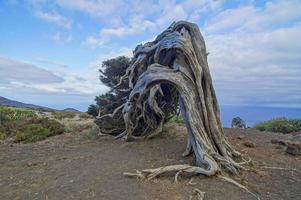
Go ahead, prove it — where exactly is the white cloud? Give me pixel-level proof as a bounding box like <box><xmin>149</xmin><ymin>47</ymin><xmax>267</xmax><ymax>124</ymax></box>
<box><xmin>36</xmin><ymin>58</ymin><xmax>68</xmax><ymax>68</ymax></box>
<box><xmin>36</xmin><ymin>11</ymin><xmax>72</xmax><ymax>29</ymax></box>
<box><xmin>81</xmin><ymin>0</ymin><xmax>223</xmax><ymax>48</ymax></box>
<box><xmin>204</xmin><ymin>0</ymin><xmax>301</xmax><ymax>107</ymax></box>
<box><xmin>49</xmin><ymin>32</ymin><xmax>73</xmax><ymax>43</ymax></box>
<box><xmin>0</xmin><ymin>57</ymin><xmax>63</xmax><ymax>84</ymax></box>
<box><xmin>0</xmin><ymin>56</ymin><xmax>106</xmax><ymax>97</ymax></box>
<box><xmin>82</xmin><ymin>35</ymin><xmax>106</xmax><ymax>48</ymax></box>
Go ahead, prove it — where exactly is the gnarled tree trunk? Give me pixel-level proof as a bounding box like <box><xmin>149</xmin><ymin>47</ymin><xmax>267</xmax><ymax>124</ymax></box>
<box><xmin>99</xmin><ymin>21</ymin><xmax>243</xmax><ymax>177</ymax></box>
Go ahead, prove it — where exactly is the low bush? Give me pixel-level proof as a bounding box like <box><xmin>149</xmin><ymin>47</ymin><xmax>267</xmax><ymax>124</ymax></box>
<box><xmin>0</xmin><ymin>132</ymin><xmax>7</xmax><ymax>140</ymax></box>
<box><xmin>28</xmin><ymin>118</ymin><xmax>65</xmax><ymax>136</ymax></box>
<box><xmin>85</xmin><ymin>125</ymin><xmax>100</xmax><ymax>139</ymax></box>
<box><xmin>0</xmin><ymin>106</ymin><xmax>65</xmax><ymax>142</ymax></box>
<box><xmin>67</xmin><ymin>122</ymin><xmax>93</xmax><ymax>133</ymax></box>
<box><xmin>79</xmin><ymin>113</ymin><xmax>92</xmax><ymax>119</ymax></box>
<box><xmin>53</xmin><ymin>112</ymin><xmax>76</xmax><ymax>119</ymax></box>
<box><xmin>254</xmin><ymin>117</ymin><xmax>301</xmax><ymax>134</ymax></box>
<box><xmin>15</xmin><ymin>124</ymin><xmax>50</xmax><ymax>143</ymax></box>
<box><xmin>0</xmin><ymin>106</ymin><xmax>37</xmax><ymax>135</ymax></box>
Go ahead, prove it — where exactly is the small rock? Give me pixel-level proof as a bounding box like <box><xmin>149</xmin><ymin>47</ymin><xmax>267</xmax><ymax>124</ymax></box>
<box><xmin>26</xmin><ymin>161</ymin><xmax>39</xmax><ymax>167</ymax></box>
<box><xmin>286</xmin><ymin>142</ymin><xmax>301</xmax><ymax>156</ymax></box>
<box><xmin>275</xmin><ymin>146</ymin><xmax>283</xmax><ymax>149</ymax></box>
<box><xmin>243</xmin><ymin>141</ymin><xmax>255</xmax><ymax>148</ymax></box>
<box><xmin>237</xmin><ymin>135</ymin><xmax>245</xmax><ymax>140</ymax></box>
<box><xmin>271</xmin><ymin>139</ymin><xmax>287</xmax><ymax>146</ymax></box>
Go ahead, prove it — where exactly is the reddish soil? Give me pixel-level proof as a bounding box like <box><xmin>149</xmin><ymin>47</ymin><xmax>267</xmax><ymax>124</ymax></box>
<box><xmin>0</xmin><ymin>123</ymin><xmax>300</xmax><ymax>200</ymax></box>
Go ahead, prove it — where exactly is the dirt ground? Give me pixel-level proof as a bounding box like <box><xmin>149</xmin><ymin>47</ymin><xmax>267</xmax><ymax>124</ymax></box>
<box><xmin>0</xmin><ymin>123</ymin><xmax>300</xmax><ymax>200</ymax></box>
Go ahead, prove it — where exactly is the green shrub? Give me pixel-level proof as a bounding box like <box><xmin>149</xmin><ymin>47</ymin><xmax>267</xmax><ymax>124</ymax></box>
<box><xmin>254</xmin><ymin>118</ymin><xmax>301</xmax><ymax>134</ymax></box>
<box><xmin>85</xmin><ymin>125</ymin><xmax>100</xmax><ymax>139</ymax></box>
<box><xmin>79</xmin><ymin>113</ymin><xmax>92</xmax><ymax>119</ymax></box>
<box><xmin>28</xmin><ymin>118</ymin><xmax>65</xmax><ymax>136</ymax></box>
<box><xmin>0</xmin><ymin>106</ymin><xmax>37</xmax><ymax>135</ymax></box>
<box><xmin>15</xmin><ymin>124</ymin><xmax>51</xmax><ymax>143</ymax></box>
<box><xmin>53</xmin><ymin>112</ymin><xmax>76</xmax><ymax>119</ymax></box>
<box><xmin>0</xmin><ymin>132</ymin><xmax>7</xmax><ymax>140</ymax></box>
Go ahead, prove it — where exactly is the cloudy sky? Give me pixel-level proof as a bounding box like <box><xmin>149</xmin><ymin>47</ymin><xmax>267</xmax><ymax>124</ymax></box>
<box><xmin>0</xmin><ymin>0</ymin><xmax>301</xmax><ymax>111</ymax></box>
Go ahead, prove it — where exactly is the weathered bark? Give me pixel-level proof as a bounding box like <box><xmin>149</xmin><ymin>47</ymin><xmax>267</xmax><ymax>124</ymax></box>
<box><xmin>101</xmin><ymin>21</ymin><xmax>243</xmax><ymax>176</ymax></box>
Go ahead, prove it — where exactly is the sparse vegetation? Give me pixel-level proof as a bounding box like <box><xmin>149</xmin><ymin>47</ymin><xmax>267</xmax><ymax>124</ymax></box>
<box><xmin>0</xmin><ymin>131</ymin><xmax>6</xmax><ymax>140</ymax></box>
<box><xmin>79</xmin><ymin>112</ymin><xmax>92</xmax><ymax>119</ymax></box>
<box><xmin>0</xmin><ymin>106</ymin><xmax>65</xmax><ymax>142</ymax></box>
<box><xmin>254</xmin><ymin>117</ymin><xmax>301</xmax><ymax>133</ymax></box>
<box><xmin>53</xmin><ymin>111</ymin><xmax>76</xmax><ymax>119</ymax></box>
<box><xmin>67</xmin><ymin>122</ymin><xmax>93</xmax><ymax>133</ymax></box>
<box><xmin>85</xmin><ymin>125</ymin><xmax>101</xmax><ymax>139</ymax></box>
<box><xmin>0</xmin><ymin>106</ymin><xmax>37</xmax><ymax>135</ymax></box>
<box><xmin>28</xmin><ymin>118</ymin><xmax>65</xmax><ymax>136</ymax></box>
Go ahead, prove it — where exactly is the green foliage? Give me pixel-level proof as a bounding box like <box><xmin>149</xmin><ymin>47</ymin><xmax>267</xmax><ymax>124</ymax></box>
<box><xmin>0</xmin><ymin>106</ymin><xmax>37</xmax><ymax>135</ymax></box>
<box><xmin>15</xmin><ymin>124</ymin><xmax>50</xmax><ymax>143</ymax></box>
<box><xmin>28</xmin><ymin>118</ymin><xmax>65</xmax><ymax>136</ymax></box>
<box><xmin>0</xmin><ymin>106</ymin><xmax>65</xmax><ymax>142</ymax></box>
<box><xmin>89</xmin><ymin>56</ymin><xmax>132</xmax><ymax>135</ymax></box>
<box><xmin>99</xmin><ymin>56</ymin><xmax>130</xmax><ymax>88</ymax></box>
<box><xmin>168</xmin><ymin>115</ymin><xmax>184</xmax><ymax>124</ymax></box>
<box><xmin>254</xmin><ymin>117</ymin><xmax>301</xmax><ymax>134</ymax></box>
<box><xmin>87</xmin><ymin>104</ymin><xmax>99</xmax><ymax>117</ymax></box>
<box><xmin>79</xmin><ymin>112</ymin><xmax>92</xmax><ymax>119</ymax></box>
<box><xmin>53</xmin><ymin>111</ymin><xmax>76</xmax><ymax>119</ymax></box>
<box><xmin>85</xmin><ymin>125</ymin><xmax>100</xmax><ymax>140</ymax></box>
<box><xmin>0</xmin><ymin>132</ymin><xmax>7</xmax><ymax>140</ymax></box>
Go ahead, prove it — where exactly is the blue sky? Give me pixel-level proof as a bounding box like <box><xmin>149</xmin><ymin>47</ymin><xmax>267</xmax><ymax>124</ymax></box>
<box><xmin>0</xmin><ymin>0</ymin><xmax>301</xmax><ymax>111</ymax></box>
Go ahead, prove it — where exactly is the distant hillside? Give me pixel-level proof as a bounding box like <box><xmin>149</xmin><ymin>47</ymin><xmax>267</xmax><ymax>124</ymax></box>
<box><xmin>0</xmin><ymin>96</ymin><xmax>81</xmax><ymax>112</ymax></box>
<box><xmin>61</xmin><ymin>108</ymin><xmax>81</xmax><ymax>112</ymax></box>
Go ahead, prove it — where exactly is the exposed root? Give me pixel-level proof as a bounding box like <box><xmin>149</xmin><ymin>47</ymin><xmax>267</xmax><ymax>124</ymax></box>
<box><xmin>123</xmin><ymin>170</ymin><xmax>145</xmax><ymax>179</ymax></box>
<box><xmin>261</xmin><ymin>166</ymin><xmax>300</xmax><ymax>172</ymax></box>
<box><xmin>174</xmin><ymin>170</ymin><xmax>182</xmax><ymax>184</ymax></box>
<box><xmin>189</xmin><ymin>188</ymin><xmax>205</xmax><ymax>200</ymax></box>
<box><xmin>187</xmin><ymin>178</ymin><xmax>197</xmax><ymax>186</ymax></box>
<box><xmin>217</xmin><ymin>175</ymin><xmax>260</xmax><ymax>200</ymax></box>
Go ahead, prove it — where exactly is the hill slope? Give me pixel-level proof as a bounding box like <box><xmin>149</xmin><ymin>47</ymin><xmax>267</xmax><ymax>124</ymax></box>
<box><xmin>0</xmin><ymin>96</ymin><xmax>80</xmax><ymax>112</ymax></box>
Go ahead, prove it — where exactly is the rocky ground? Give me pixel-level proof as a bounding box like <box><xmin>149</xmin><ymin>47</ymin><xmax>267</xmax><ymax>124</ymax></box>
<box><xmin>0</xmin><ymin>123</ymin><xmax>300</xmax><ymax>200</ymax></box>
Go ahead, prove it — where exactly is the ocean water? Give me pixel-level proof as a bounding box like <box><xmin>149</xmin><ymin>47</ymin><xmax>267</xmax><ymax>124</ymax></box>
<box><xmin>220</xmin><ymin>106</ymin><xmax>301</xmax><ymax>128</ymax></box>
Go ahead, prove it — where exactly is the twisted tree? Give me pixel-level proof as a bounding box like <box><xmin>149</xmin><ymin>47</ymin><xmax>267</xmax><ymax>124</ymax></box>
<box><xmin>97</xmin><ymin>21</ymin><xmax>245</xmax><ymax>178</ymax></box>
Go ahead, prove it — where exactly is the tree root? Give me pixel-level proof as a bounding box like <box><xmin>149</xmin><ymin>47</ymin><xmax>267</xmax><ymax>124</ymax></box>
<box><xmin>189</xmin><ymin>188</ymin><xmax>205</xmax><ymax>200</ymax></box>
<box><xmin>124</xmin><ymin>164</ymin><xmax>261</xmax><ymax>200</ymax></box>
<box><xmin>261</xmin><ymin>166</ymin><xmax>300</xmax><ymax>172</ymax></box>
<box><xmin>217</xmin><ymin>175</ymin><xmax>260</xmax><ymax>200</ymax></box>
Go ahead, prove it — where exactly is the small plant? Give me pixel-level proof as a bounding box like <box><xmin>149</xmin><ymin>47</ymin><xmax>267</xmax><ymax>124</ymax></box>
<box><xmin>254</xmin><ymin>117</ymin><xmax>301</xmax><ymax>134</ymax></box>
<box><xmin>231</xmin><ymin>117</ymin><xmax>246</xmax><ymax>129</ymax></box>
<box><xmin>85</xmin><ymin>125</ymin><xmax>100</xmax><ymax>139</ymax></box>
<box><xmin>168</xmin><ymin>115</ymin><xmax>184</xmax><ymax>124</ymax></box>
<box><xmin>15</xmin><ymin>124</ymin><xmax>51</xmax><ymax>143</ymax></box>
<box><xmin>0</xmin><ymin>132</ymin><xmax>7</xmax><ymax>140</ymax></box>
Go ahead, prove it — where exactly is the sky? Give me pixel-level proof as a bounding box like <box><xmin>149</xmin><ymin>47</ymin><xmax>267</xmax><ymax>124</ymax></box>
<box><xmin>0</xmin><ymin>0</ymin><xmax>301</xmax><ymax>111</ymax></box>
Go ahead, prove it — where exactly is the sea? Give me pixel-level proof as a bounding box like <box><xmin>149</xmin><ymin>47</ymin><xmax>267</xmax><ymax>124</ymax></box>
<box><xmin>220</xmin><ymin>105</ymin><xmax>301</xmax><ymax>128</ymax></box>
